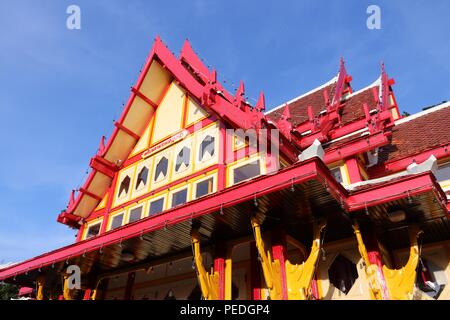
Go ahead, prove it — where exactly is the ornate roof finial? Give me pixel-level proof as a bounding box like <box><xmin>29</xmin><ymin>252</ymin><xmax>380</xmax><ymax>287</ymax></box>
<box><xmin>97</xmin><ymin>136</ymin><xmax>106</xmax><ymax>156</ymax></box>
<box><xmin>255</xmin><ymin>91</ymin><xmax>266</xmax><ymax>112</ymax></box>
<box><xmin>282</xmin><ymin>103</ymin><xmax>291</xmax><ymax>120</ymax></box>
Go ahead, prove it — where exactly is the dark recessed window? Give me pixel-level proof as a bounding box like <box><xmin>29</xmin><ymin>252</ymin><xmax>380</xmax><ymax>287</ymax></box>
<box><xmin>175</xmin><ymin>147</ymin><xmax>191</xmax><ymax>172</ymax></box>
<box><xmin>195</xmin><ymin>177</ymin><xmax>214</xmax><ymax>198</ymax></box>
<box><xmin>436</xmin><ymin>162</ymin><xmax>450</xmax><ymax>182</ymax></box>
<box><xmin>86</xmin><ymin>223</ymin><xmax>101</xmax><ymax>239</ymax></box>
<box><xmin>128</xmin><ymin>206</ymin><xmax>143</xmax><ymax>223</ymax></box>
<box><xmin>135</xmin><ymin>166</ymin><xmax>149</xmax><ymax>190</ymax></box>
<box><xmin>118</xmin><ymin>175</ymin><xmax>131</xmax><ymax>198</ymax></box>
<box><xmin>233</xmin><ymin>160</ymin><xmax>261</xmax><ymax>184</ymax></box>
<box><xmin>110</xmin><ymin>213</ymin><xmax>124</xmax><ymax>230</ymax></box>
<box><xmin>328</xmin><ymin>254</ymin><xmax>358</xmax><ymax>295</ymax></box>
<box><xmin>149</xmin><ymin>198</ymin><xmax>164</xmax><ymax>215</ymax></box>
<box><xmin>171</xmin><ymin>189</ymin><xmax>188</xmax><ymax>208</ymax></box>
<box><xmin>330</xmin><ymin>167</ymin><xmax>343</xmax><ymax>184</ymax></box>
<box><xmin>199</xmin><ymin>135</ymin><xmax>215</xmax><ymax>161</ymax></box>
<box><xmin>155</xmin><ymin>157</ymin><xmax>168</xmax><ymax>181</ymax></box>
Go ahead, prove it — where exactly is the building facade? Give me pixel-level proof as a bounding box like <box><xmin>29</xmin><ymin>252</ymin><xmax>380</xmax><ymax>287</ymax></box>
<box><xmin>0</xmin><ymin>37</ymin><xmax>449</xmax><ymax>300</ymax></box>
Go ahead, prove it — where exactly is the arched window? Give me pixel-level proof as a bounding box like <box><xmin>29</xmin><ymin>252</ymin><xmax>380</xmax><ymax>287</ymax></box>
<box><xmin>135</xmin><ymin>166</ymin><xmax>149</xmax><ymax>190</ymax></box>
<box><xmin>118</xmin><ymin>175</ymin><xmax>131</xmax><ymax>198</ymax></box>
<box><xmin>154</xmin><ymin>157</ymin><xmax>168</xmax><ymax>182</ymax></box>
<box><xmin>199</xmin><ymin>135</ymin><xmax>215</xmax><ymax>162</ymax></box>
<box><xmin>175</xmin><ymin>147</ymin><xmax>191</xmax><ymax>172</ymax></box>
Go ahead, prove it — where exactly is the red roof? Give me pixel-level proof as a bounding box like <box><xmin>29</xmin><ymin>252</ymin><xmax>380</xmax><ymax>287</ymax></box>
<box><xmin>267</xmin><ymin>79</ymin><xmax>337</xmax><ymax>126</ymax></box>
<box><xmin>379</xmin><ymin>104</ymin><xmax>450</xmax><ymax>163</ymax></box>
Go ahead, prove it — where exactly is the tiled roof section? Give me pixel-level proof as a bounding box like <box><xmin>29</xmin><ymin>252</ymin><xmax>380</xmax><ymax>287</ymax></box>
<box><xmin>340</xmin><ymin>87</ymin><xmax>378</xmax><ymax>125</ymax></box>
<box><xmin>379</xmin><ymin>104</ymin><xmax>450</xmax><ymax>163</ymax></box>
<box><xmin>267</xmin><ymin>81</ymin><xmax>337</xmax><ymax>126</ymax></box>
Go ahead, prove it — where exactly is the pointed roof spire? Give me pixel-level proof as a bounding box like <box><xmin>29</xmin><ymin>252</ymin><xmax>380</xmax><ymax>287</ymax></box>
<box><xmin>255</xmin><ymin>91</ymin><xmax>266</xmax><ymax>112</ymax></box>
<box><xmin>282</xmin><ymin>103</ymin><xmax>291</xmax><ymax>120</ymax></box>
<box><xmin>180</xmin><ymin>38</ymin><xmax>210</xmax><ymax>83</ymax></box>
<box><xmin>236</xmin><ymin>81</ymin><xmax>245</xmax><ymax>97</ymax></box>
<box><xmin>97</xmin><ymin>136</ymin><xmax>106</xmax><ymax>156</ymax></box>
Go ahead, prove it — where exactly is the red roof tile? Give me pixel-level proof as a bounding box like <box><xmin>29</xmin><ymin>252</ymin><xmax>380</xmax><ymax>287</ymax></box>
<box><xmin>267</xmin><ymin>81</ymin><xmax>337</xmax><ymax>126</ymax></box>
<box><xmin>379</xmin><ymin>105</ymin><xmax>450</xmax><ymax>162</ymax></box>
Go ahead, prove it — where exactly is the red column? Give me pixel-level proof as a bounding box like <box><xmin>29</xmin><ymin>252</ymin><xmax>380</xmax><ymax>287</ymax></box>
<box><xmin>250</xmin><ymin>243</ymin><xmax>262</xmax><ymax>300</ymax></box>
<box><xmin>345</xmin><ymin>158</ymin><xmax>363</xmax><ymax>183</ymax></box>
<box><xmin>271</xmin><ymin>228</ymin><xmax>288</xmax><ymax>300</ymax></box>
<box><xmin>213</xmin><ymin>243</ymin><xmax>226</xmax><ymax>300</ymax></box>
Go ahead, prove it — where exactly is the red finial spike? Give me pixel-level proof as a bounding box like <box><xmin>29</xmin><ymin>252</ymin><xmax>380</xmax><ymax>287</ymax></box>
<box><xmin>381</xmin><ymin>61</ymin><xmax>386</xmax><ymax>75</ymax></box>
<box><xmin>97</xmin><ymin>136</ymin><xmax>106</xmax><ymax>156</ymax></box>
<box><xmin>282</xmin><ymin>103</ymin><xmax>291</xmax><ymax>120</ymax></box>
<box><xmin>67</xmin><ymin>190</ymin><xmax>76</xmax><ymax>211</ymax></box>
<box><xmin>340</xmin><ymin>57</ymin><xmax>345</xmax><ymax>69</ymax></box>
<box><xmin>237</xmin><ymin>81</ymin><xmax>245</xmax><ymax>96</ymax></box>
<box><xmin>255</xmin><ymin>91</ymin><xmax>266</xmax><ymax>112</ymax></box>
<box><xmin>210</xmin><ymin>69</ymin><xmax>217</xmax><ymax>84</ymax></box>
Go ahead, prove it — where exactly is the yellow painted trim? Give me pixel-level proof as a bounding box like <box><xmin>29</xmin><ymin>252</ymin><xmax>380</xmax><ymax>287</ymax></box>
<box><xmin>150</xmin><ymin>82</ymin><xmax>187</xmax><ymax>147</ymax></box>
<box><xmin>82</xmin><ymin>217</ymin><xmax>103</xmax><ymax>240</ymax></box>
<box><xmin>94</xmin><ymin>194</ymin><xmax>108</xmax><ymax>211</ymax></box>
<box><xmin>232</xmin><ymin>132</ymin><xmax>249</xmax><ymax>152</ymax></box>
<box><xmin>112</xmin><ymin>163</ymin><xmax>138</xmax><ymax>207</ymax></box>
<box><xmin>194</xmin><ymin>122</ymin><xmax>220</xmax><ymax>172</ymax></box>
<box><xmin>170</xmin><ymin>134</ymin><xmax>195</xmax><ymax>181</ymax></box>
<box><xmin>191</xmin><ymin>171</ymin><xmax>218</xmax><ymax>200</ymax></box>
<box><xmin>341</xmin><ymin>163</ymin><xmax>351</xmax><ymax>186</ymax></box>
<box><xmin>185</xmin><ymin>96</ymin><xmax>209</xmax><ymax>128</ymax></box>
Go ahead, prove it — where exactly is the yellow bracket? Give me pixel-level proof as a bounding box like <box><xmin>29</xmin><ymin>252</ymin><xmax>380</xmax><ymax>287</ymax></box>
<box><xmin>352</xmin><ymin>222</ymin><xmax>384</xmax><ymax>300</ymax></box>
<box><xmin>285</xmin><ymin>220</ymin><xmax>326</xmax><ymax>300</ymax></box>
<box><xmin>63</xmin><ymin>274</ymin><xmax>75</xmax><ymax>300</ymax></box>
<box><xmin>251</xmin><ymin>217</ymin><xmax>284</xmax><ymax>300</ymax></box>
<box><xmin>191</xmin><ymin>229</ymin><xmax>220</xmax><ymax>300</ymax></box>
<box><xmin>36</xmin><ymin>275</ymin><xmax>45</xmax><ymax>300</ymax></box>
<box><xmin>382</xmin><ymin>225</ymin><xmax>423</xmax><ymax>300</ymax></box>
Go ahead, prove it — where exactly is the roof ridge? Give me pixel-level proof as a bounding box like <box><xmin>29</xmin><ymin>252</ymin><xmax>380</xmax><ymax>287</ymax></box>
<box><xmin>395</xmin><ymin>101</ymin><xmax>450</xmax><ymax>126</ymax></box>
<box><xmin>266</xmin><ymin>75</ymin><xmax>338</xmax><ymax>114</ymax></box>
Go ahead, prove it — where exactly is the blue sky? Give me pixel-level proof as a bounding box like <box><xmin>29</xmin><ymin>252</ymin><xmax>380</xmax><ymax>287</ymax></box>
<box><xmin>0</xmin><ymin>0</ymin><xmax>449</xmax><ymax>263</ymax></box>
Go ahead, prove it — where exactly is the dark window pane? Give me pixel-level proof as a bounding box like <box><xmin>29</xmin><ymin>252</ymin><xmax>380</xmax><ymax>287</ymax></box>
<box><xmin>155</xmin><ymin>157</ymin><xmax>168</xmax><ymax>181</ymax></box>
<box><xmin>111</xmin><ymin>214</ymin><xmax>124</xmax><ymax>230</ymax></box>
<box><xmin>328</xmin><ymin>254</ymin><xmax>358</xmax><ymax>295</ymax></box>
<box><xmin>199</xmin><ymin>135</ymin><xmax>215</xmax><ymax>161</ymax></box>
<box><xmin>436</xmin><ymin>162</ymin><xmax>450</xmax><ymax>181</ymax></box>
<box><xmin>172</xmin><ymin>189</ymin><xmax>188</xmax><ymax>207</ymax></box>
<box><xmin>233</xmin><ymin>160</ymin><xmax>261</xmax><ymax>184</ymax></box>
<box><xmin>176</xmin><ymin>147</ymin><xmax>191</xmax><ymax>172</ymax></box>
<box><xmin>135</xmin><ymin>167</ymin><xmax>149</xmax><ymax>189</ymax></box>
<box><xmin>331</xmin><ymin>167</ymin><xmax>343</xmax><ymax>184</ymax></box>
<box><xmin>86</xmin><ymin>223</ymin><xmax>101</xmax><ymax>239</ymax></box>
<box><xmin>149</xmin><ymin>198</ymin><xmax>164</xmax><ymax>215</ymax></box>
<box><xmin>129</xmin><ymin>207</ymin><xmax>142</xmax><ymax>223</ymax></box>
<box><xmin>195</xmin><ymin>178</ymin><xmax>214</xmax><ymax>198</ymax></box>
<box><xmin>118</xmin><ymin>175</ymin><xmax>131</xmax><ymax>198</ymax></box>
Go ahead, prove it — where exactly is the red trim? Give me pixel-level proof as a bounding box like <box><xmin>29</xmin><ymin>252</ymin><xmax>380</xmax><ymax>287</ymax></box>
<box><xmin>371</xmin><ymin>143</ymin><xmax>450</xmax><ymax>177</ymax></box>
<box><xmin>79</xmin><ymin>187</ymin><xmax>103</xmax><ymax>202</ymax></box>
<box><xmin>114</xmin><ymin>121</ymin><xmax>140</xmax><ymax>140</ymax></box>
<box><xmin>345</xmin><ymin>158</ymin><xmax>363</xmax><ymax>183</ymax></box>
<box><xmin>324</xmin><ymin>131</ymin><xmax>390</xmax><ymax>164</ymax></box>
<box><xmin>1</xmin><ymin>158</ymin><xmax>344</xmax><ymax>281</ymax></box>
<box><xmin>89</xmin><ymin>155</ymin><xmax>117</xmax><ymax>179</ymax></box>
<box><xmin>131</xmin><ymin>87</ymin><xmax>158</xmax><ymax>108</ymax></box>
<box><xmin>347</xmin><ymin>172</ymin><xmax>447</xmax><ymax>212</ymax></box>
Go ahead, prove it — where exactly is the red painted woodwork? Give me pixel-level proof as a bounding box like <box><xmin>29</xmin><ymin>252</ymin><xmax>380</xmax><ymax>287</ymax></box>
<box><xmin>271</xmin><ymin>228</ymin><xmax>288</xmax><ymax>300</ymax></box>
